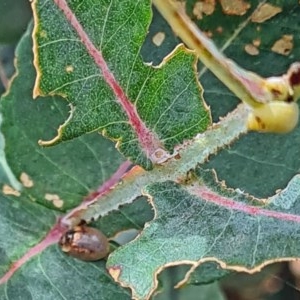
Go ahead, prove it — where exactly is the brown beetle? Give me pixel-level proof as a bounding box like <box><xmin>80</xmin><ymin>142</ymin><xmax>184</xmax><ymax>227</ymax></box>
<box><xmin>59</xmin><ymin>225</ymin><xmax>109</xmax><ymax>261</ymax></box>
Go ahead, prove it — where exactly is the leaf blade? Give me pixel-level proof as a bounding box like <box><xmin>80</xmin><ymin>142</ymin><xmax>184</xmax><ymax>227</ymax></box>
<box><xmin>107</xmin><ymin>169</ymin><xmax>300</xmax><ymax>299</ymax></box>
<box><xmin>32</xmin><ymin>0</ymin><xmax>211</xmax><ymax>168</ymax></box>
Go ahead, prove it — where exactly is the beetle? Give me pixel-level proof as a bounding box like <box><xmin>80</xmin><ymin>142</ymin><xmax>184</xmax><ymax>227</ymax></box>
<box><xmin>59</xmin><ymin>225</ymin><xmax>109</xmax><ymax>261</ymax></box>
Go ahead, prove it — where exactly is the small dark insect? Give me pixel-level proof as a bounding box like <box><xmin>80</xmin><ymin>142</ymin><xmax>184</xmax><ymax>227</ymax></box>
<box><xmin>59</xmin><ymin>225</ymin><xmax>109</xmax><ymax>261</ymax></box>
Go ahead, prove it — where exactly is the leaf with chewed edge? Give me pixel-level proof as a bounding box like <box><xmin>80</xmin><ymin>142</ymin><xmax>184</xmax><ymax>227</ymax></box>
<box><xmin>4</xmin><ymin>1</ymin><xmax>300</xmax><ymax>299</ymax></box>
<box><xmin>0</xmin><ymin>23</ymin><xmax>138</xmax><ymax>299</ymax></box>
<box><xmin>107</xmin><ymin>168</ymin><xmax>300</xmax><ymax>299</ymax></box>
<box><xmin>32</xmin><ymin>0</ymin><xmax>211</xmax><ymax>169</ymax></box>
<box><xmin>0</xmin><ymin>22</ymin><xmax>125</xmax><ymax>211</ymax></box>
<box><xmin>0</xmin><ymin>191</ymin><xmax>133</xmax><ymax>300</ymax></box>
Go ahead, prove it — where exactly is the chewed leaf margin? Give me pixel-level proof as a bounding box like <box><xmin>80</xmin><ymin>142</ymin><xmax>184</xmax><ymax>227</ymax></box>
<box><xmin>106</xmin><ymin>168</ymin><xmax>300</xmax><ymax>299</ymax></box>
<box><xmin>31</xmin><ymin>0</ymin><xmax>211</xmax><ymax>169</ymax></box>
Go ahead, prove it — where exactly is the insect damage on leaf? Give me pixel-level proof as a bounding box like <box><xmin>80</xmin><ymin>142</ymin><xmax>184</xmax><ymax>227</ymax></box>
<box><xmin>219</xmin><ymin>0</ymin><xmax>250</xmax><ymax>16</ymax></box>
<box><xmin>109</xmin><ymin>266</ymin><xmax>122</xmax><ymax>282</ymax></box>
<box><xmin>152</xmin><ymin>31</ymin><xmax>166</xmax><ymax>46</ymax></box>
<box><xmin>251</xmin><ymin>3</ymin><xmax>282</xmax><ymax>23</ymax></box>
<box><xmin>20</xmin><ymin>172</ymin><xmax>34</xmax><ymax>188</ymax></box>
<box><xmin>65</xmin><ymin>65</ymin><xmax>74</xmax><ymax>73</ymax></box>
<box><xmin>244</xmin><ymin>44</ymin><xmax>259</xmax><ymax>56</ymax></box>
<box><xmin>153</xmin><ymin>0</ymin><xmax>300</xmax><ymax>134</ymax></box>
<box><xmin>2</xmin><ymin>184</ymin><xmax>21</xmax><ymax>197</ymax></box>
<box><xmin>32</xmin><ymin>0</ymin><xmax>211</xmax><ymax>169</ymax></box>
<box><xmin>271</xmin><ymin>35</ymin><xmax>294</xmax><ymax>56</ymax></box>
<box><xmin>44</xmin><ymin>193</ymin><xmax>64</xmax><ymax>208</ymax></box>
<box><xmin>244</xmin><ymin>39</ymin><xmax>261</xmax><ymax>56</ymax></box>
<box><xmin>192</xmin><ymin>0</ymin><xmax>216</xmax><ymax>20</ymax></box>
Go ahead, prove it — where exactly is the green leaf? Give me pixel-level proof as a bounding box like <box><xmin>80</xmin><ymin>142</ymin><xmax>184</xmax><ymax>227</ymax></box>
<box><xmin>184</xmin><ymin>282</ymin><xmax>226</xmax><ymax>300</ymax></box>
<box><xmin>99</xmin><ymin>197</ymin><xmax>153</xmax><ymax>237</ymax></box>
<box><xmin>205</xmin><ymin>128</ymin><xmax>300</xmax><ymax>198</ymax></box>
<box><xmin>155</xmin><ymin>272</ymin><xmax>226</xmax><ymax>300</ymax></box>
<box><xmin>0</xmin><ymin>230</ymin><xmax>131</xmax><ymax>300</ymax></box>
<box><xmin>32</xmin><ymin>0</ymin><xmax>211</xmax><ymax>169</ymax></box>
<box><xmin>107</xmin><ymin>168</ymin><xmax>300</xmax><ymax>299</ymax></box>
<box><xmin>187</xmin><ymin>262</ymin><xmax>232</xmax><ymax>285</ymax></box>
<box><xmin>0</xmin><ymin>192</ymin><xmax>57</xmax><ymax>277</ymax></box>
<box><xmin>0</xmin><ymin>23</ymin><xmax>137</xmax><ymax>299</ymax></box>
<box><xmin>2</xmin><ymin>1</ymin><xmax>300</xmax><ymax>299</ymax></box>
<box><xmin>199</xmin><ymin>1</ymin><xmax>300</xmax><ymax>197</ymax></box>
<box><xmin>0</xmin><ymin>24</ymin><xmax>125</xmax><ymax>211</ymax></box>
